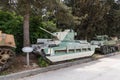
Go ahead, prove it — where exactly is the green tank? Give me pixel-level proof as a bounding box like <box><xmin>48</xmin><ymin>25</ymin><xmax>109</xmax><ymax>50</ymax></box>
<box><xmin>32</xmin><ymin>27</ymin><xmax>97</xmax><ymax>63</ymax></box>
<box><xmin>91</xmin><ymin>35</ymin><xmax>120</xmax><ymax>54</ymax></box>
<box><xmin>0</xmin><ymin>31</ymin><xmax>16</xmax><ymax>71</ymax></box>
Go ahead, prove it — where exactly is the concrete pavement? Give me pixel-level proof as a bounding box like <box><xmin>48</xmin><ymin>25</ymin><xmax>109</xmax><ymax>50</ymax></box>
<box><xmin>18</xmin><ymin>54</ymin><xmax>120</xmax><ymax>80</ymax></box>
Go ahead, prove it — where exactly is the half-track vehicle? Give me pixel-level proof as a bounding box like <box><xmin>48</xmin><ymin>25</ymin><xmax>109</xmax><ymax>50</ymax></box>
<box><xmin>0</xmin><ymin>31</ymin><xmax>16</xmax><ymax>71</ymax></box>
<box><xmin>90</xmin><ymin>35</ymin><xmax>120</xmax><ymax>54</ymax></box>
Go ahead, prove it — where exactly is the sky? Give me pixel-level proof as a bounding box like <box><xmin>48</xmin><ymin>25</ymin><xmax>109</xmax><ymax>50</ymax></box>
<box><xmin>115</xmin><ymin>0</ymin><xmax>118</xmax><ymax>1</ymax></box>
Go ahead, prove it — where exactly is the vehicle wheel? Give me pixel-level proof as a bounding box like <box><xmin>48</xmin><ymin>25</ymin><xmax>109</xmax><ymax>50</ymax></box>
<box><xmin>101</xmin><ymin>46</ymin><xmax>107</xmax><ymax>54</ymax></box>
<box><xmin>0</xmin><ymin>48</ymin><xmax>15</xmax><ymax>72</ymax></box>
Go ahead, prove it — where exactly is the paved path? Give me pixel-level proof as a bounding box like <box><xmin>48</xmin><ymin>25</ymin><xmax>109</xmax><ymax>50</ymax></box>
<box><xmin>18</xmin><ymin>54</ymin><xmax>120</xmax><ymax>80</ymax></box>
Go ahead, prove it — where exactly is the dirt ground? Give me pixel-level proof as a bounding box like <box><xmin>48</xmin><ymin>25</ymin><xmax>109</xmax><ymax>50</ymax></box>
<box><xmin>0</xmin><ymin>53</ymin><xmax>103</xmax><ymax>75</ymax></box>
<box><xmin>0</xmin><ymin>54</ymin><xmax>39</xmax><ymax>75</ymax></box>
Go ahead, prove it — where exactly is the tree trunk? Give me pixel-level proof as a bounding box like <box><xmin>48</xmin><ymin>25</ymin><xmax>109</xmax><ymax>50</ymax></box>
<box><xmin>23</xmin><ymin>11</ymin><xmax>30</xmax><ymax>47</ymax></box>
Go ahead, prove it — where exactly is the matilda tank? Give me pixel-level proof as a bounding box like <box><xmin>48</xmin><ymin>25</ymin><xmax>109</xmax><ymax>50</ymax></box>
<box><xmin>90</xmin><ymin>35</ymin><xmax>120</xmax><ymax>54</ymax></box>
<box><xmin>32</xmin><ymin>27</ymin><xmax>97</xmax><ymax>63</ymax></box>
<box><xmin>0</xmin><ymin>31</ymin><xmax>16</xmax><ymax>71</ymax></box>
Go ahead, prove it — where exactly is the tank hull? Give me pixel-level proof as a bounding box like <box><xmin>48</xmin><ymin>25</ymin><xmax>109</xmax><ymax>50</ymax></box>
<box><xmin>32</xmin><ymin>40</ymin><xmax>96</xmax><ymax>63</ymax></box>
<box><xmin>46</xmin><ymin>51</ymin><xmax>94</xmax><ymax>62</ymax></box>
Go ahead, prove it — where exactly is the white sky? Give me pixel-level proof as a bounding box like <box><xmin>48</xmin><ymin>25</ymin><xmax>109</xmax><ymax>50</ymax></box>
<box><xmin>115</xmin><ymin>0</ymin><xmax>118</xmax><ymax>1</ymax></box>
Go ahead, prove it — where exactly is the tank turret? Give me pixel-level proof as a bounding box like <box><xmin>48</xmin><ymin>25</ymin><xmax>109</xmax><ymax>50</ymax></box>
<box><xmin>39</xmin><ymin>27</ymin><xmax>77</xmax><ymax>41</ymax></box>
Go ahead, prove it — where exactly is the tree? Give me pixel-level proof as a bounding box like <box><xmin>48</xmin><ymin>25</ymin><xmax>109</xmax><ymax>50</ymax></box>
<box><xmin>0</xmin><ymin>0</ymin><xmax>73</xmax><ymax>47</ymax></box>
<box><xmin>64</xmin><ymin>0</ymin><xmax>112</xmax><ymax>39</ymax></box>
<box><xmin>104</xmin><ymin>0</ymin><xmax>120</xmax><ymax>36</ymax></box>
<box><xmin>73</xmin><ymin>0</ymin><xmax>112</xmax><ymax>39</ymax></box>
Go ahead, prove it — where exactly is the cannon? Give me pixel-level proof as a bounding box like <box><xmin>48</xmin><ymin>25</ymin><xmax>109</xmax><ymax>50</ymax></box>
<box><xmin>0</xmin><ymin>31</ymin><xmax>16</xmax><ymax>71</ymax></box>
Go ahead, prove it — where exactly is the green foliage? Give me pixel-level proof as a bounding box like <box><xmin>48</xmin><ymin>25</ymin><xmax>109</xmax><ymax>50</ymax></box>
<box><xmin>30</xmin><ymin>15</ymin><xmax>57</xmax><ymax>44</ymax></box>
<box><xmin>0</xmin><ymin>71</ymin><xmax>8</xmax><ymax>75</ymax></box>
<box><xmin>104</xmin><ymin>2</ymin><xmax>120</xmax><ymax>37</ymax></box>
<box><xmin>0</xmin><ymin>10</ymin><xmax>57</xmax><ymax>53</ymax></box>
<box><xmin>64</xmin><ymin>0</ymin><xmax>120</xmax><ymax>39</ymax></box>
<box><xmin>38</xmin><ymin>57</ymin><xmax>49</xmax><ymax>67</ymax></box>
<box><xmin>0</xmin><ymin>10</ymin><xmax>23</xmax><ymax>53</ymax></box>
<box><xmin>0</xmin><ymin>10</ymin><xmax>57</xmax><ymax>66</ymax></box>
<box><xmin>73</xmin><ymin>0</ymin><xmax>111</xmax><ymax>39</ymax></box>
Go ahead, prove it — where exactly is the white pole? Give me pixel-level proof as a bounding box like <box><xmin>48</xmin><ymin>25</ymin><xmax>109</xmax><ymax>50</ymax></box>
<box><xmin>27</xmin><ymin>52</ymin><xmax>30</xmax><ymax>66</ymax></box>
<box><xmin>22</xmin><ymin>47</ymin><xmax>33</xmax><ymax>66</ymax></box>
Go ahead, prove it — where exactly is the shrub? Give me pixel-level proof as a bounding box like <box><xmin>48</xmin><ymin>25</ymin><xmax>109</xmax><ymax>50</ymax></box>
<box><xmin>38</xmin><ymin>57</ymin><xmax>49</xmax><ymax>67</ymax></box>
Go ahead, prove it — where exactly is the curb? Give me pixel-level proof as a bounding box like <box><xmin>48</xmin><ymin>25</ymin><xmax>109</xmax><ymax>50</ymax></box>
<box><xmin>0</xmin><ymin>52</ymin><xmax>119</xmax><ymax>80</ymax></box>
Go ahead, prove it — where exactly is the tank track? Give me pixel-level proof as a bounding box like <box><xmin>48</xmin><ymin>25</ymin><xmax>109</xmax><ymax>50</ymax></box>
<box><xmin>0</xmin><ymin>47</ymin><xmax>15</xmax><ymax>72</ymax></box>
<box><xmin>100</xmin><ymin>45</ymin><xmax>119</xmax><ymax>54</ymax></box>
<box><xmin>33</xmin><ymin>50</ymin><xmax>53</xmax><ymax>64</ymax></box>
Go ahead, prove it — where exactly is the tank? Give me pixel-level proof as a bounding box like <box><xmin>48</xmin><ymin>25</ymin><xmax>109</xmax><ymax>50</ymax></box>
<box><xmin>0</xmin><ymin>31</ymin><xmax>16</xmax><ymax>71</ymax></box>
<box><xmin>32</xmin><ymin>27</ymin><xmax>97</xmax><ymax>63</ymax></box>
<box><xmin>90</xmin><ymin>35</ymin><xmax>120</xmax><ymax>54</ymax></box>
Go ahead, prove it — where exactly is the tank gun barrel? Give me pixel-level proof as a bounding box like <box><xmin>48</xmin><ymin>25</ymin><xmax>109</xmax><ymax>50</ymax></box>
<box><xmin>40</xmin><ymin>27</ymin><xmax>59</xmax><ymax>40</ymax></box>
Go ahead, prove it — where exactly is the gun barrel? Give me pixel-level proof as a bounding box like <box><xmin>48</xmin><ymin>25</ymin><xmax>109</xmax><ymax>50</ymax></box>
<box><xmin>40</xmin><ymin>27</ymin><xmax>59</xmax><ymax>40</ymax></box>
<box><xmin>40</xmin><ymin>27</ymin><xmax>55</xmax><ymax>36</ymax></box>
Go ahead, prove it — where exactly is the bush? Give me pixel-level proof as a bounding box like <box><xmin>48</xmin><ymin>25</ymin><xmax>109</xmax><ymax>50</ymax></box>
<box><xmin>0</xmin><ymin>10</ymin><xmax>23</xmax><ymax>53</ymax></box>
<box><xmin>30</xmin><ymin>16</ymin><xmax>57</xmax><ymax>44</ymax></box>
<box><xmin>38</xmin><ymin>57</ymin><xmax>49</xmax><ymax>67</ymax></box>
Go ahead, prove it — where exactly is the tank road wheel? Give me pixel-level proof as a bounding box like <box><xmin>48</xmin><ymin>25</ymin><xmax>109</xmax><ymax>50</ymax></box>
<box><xmin>110</xmin><ymin>46</ymin><xmax>116</xmax><ymax>53</ymax></box>
<box><xmin>101</xmin><ymin>46</ymin><xmax>112</xmax><ymax>54</ymax></box>
<box><xmin>0</xmin><ymin>48</ymin><xmax>15</xmax><ymax>72</ymax></box>
<box><xmin>100</xmin><ymin>46</ymin><xmax>107</xmax><ymax>54</ymax></box>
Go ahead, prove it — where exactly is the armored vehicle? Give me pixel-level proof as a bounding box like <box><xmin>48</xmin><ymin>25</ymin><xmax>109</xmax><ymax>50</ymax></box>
<box><xmin>0</xmin><ymin>31</ymin><xmax>16</xmax><ymax>71</ymax></box>
<box><xmin>90</xmin><ymin>35</ymin><xmax>120</xmax><ymax>54</ymax></box>
<box><xmin>32</xmin><ymin>27</ymin><xmax>97</xmax><ymax>63</ymax></box>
